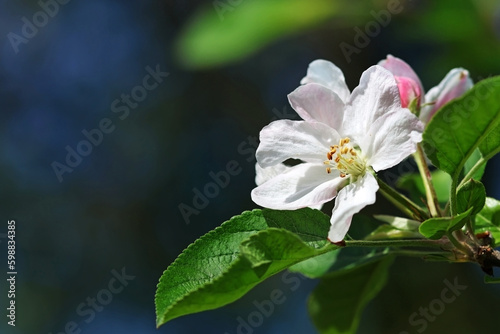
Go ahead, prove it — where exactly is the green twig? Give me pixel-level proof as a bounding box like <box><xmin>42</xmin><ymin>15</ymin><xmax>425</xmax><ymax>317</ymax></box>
<box><xmin>447</xmin><ymin>230</ymin><xmax>473</xmax><ymax>257</ymax></box>
<box><xmin>414</xmin><ymin>144</ymin><xmax>441</xmax><ymax>217</ymax></box>
<box><xmin>389</xmin><ymin>249</ymin><xmax>451</xmax><ymax>258</ymax></box>
<box><xmin>464</xmin><ymin>218</ymin><xmax>481</xmax><ymax>245</ymax></box>
<box><xmin>376</xmin><ymin>176</ymin><xmax>429</xmax><ymax>221</ymax></box>
<box><xmin>345</xmin><ymin>239</ymin><xmax>446</xmax><ymax>248</ymax></box>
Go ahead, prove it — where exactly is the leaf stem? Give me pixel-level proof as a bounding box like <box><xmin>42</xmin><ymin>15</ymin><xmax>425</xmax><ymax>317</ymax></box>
<box><xmin>465</xmin><ymin>219</ymin><xmax>479</xmax><ymax>244</ymax></box>
<box><xmin>389</xmin><ymin>249</ymin><xmax>451</xmax><ymax>258</ymax></box>
<box><xmin>414</xmin><ymin>144</ymin><xmax>441</xmax><ymax>217</ymax></box>
<box><xmin>376</xmin><ymin>176</ymin><xmax>429</xmax><ymax>221</ymax></box>
<box><xmin>450</xmin><ymin>177</ymin><xmax>458</xmax><ymax>216</ymax></box>
<box><xmin>459</xmin><ymin>157</ymin><xmax>486</xmax><ymax>188</ymax></box>
<box><xmin>447</xmin><ymin>230</ymin><xmax>473</xmax><ymax>257</ymax></box>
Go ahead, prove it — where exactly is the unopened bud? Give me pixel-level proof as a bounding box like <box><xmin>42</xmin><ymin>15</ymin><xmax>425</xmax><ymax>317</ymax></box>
<box><xmin>395</xmin><ymin>76</ymin><xmax>422</xmax><ymax>110</ymax></box>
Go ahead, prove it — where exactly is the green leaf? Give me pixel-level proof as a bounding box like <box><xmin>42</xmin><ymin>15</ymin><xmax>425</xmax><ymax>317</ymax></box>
<box><xmin>175</xmin><ymin>0</ymin><xmax>339</xmax><ymax>68</ymax></box>
<box><xmin>366</xmin><ymin>216</ymin><xmax>422</xmax><ymax>240</ymax></box>
<box><xmin>289</xmin><ymin>251</ymin><xmax>339</xmax><ymax>278</ymax></box>
<box><xmin>419</xmin><ymin>209</ymin><xmax>473</xmax><ymax>239</ymax></box>
<box><xmin>365</xmin><ymin>225</ymin><xmax>423</xmax><ymax>240</ymax></box>
<box><xmin>374</xmin><ymin>215</ymin><xmax>421</xmax><ymax>232</ymax></box>
<box><xmin>422</xmin><ymin>76</ymin><xmax>500</xmax><ymax>183</ymax></box>
<box><xmin>456</xmin><ymin>179</ymin><xmax>486</xmax><ymax>215</ymax></box>
<box><xmin>476</xmin><ymin>197</ymin><xmax>500</xmax><ymax>226</ymax></box>
<box><xmin>308</xmin><ymin>256</ymin><xmax>394</xmax><ymax>334</ymax></box>
<box><xmin>475</xmin><ymin>197</ymin><xmax>500</xmax><ymax>246</ymax></box>
<box><xmin>479</xmin><ymin>117</ymin><xmax>500</xmax><ymax>161</ymax></box>
<box><xmin>240</xmin><ymin>228</ymin><xmax>338</xmax><ymax>270</ymax></box>
<box><xmin>155</xmin><ymin>208</ymin><xmax>333</xmax><ymax>327</ymax></box>
<box><xmin>397</xmin><ymin>170</ymin><xmax>452</xmax><ymax>203</ymax></box>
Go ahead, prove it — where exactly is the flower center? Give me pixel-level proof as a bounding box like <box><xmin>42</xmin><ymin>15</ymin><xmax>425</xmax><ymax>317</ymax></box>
<box><xmin>324</xmin><ymin>137</ymin><xmax>366</xmax><ymax>179</ymax></box>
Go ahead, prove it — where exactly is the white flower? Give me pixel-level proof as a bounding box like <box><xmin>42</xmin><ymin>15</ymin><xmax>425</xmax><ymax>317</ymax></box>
<box><xmin>251</xmin><ymin>64</ymin><xmax>424</xmax><ymax>242</ymax></box>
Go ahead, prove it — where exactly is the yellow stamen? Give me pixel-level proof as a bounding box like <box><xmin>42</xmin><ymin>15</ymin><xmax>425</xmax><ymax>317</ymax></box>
<box><xmin>324</xmin><ymin>136</ymin><xmax>366</xmax><ymax>179</ymax></box>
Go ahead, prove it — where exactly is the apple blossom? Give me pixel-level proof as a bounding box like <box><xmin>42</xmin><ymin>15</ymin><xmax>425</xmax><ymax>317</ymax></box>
<box><xmin>251</xmin><ymin>65</ymin><xmax>423</xmax><ymax>242</ymax></box>
<box><xmin>378</xmin><ymin>55</ymin><xmax>473</xmax><ymax>123</ymax></box>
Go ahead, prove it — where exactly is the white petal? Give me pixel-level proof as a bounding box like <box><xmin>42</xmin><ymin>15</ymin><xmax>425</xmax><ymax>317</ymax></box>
<box><xmin>420</xmin><ymin>68</ymin><xmax>473</xmax><ymax>123</ymax></box>
<box><xmin>251</xmin><ymin>163</ymin><xmax>345</xmax><ymax>210</ymax></box>
<box><xmin>300</xmin><ymin>59</ymin><xmax>350</xmax><ymax>102</ymax></box>
<box><xmin>288</xmin><ymin>83</ymin><xmax>345</xmax><ymax>129</ymax></box>
<box><xmin>255</xmin><ymin>163</ymin><xmax>288</xmax><ymax>186</ymax></box>
<box><xmin>255</xmin><ymin>163</ymin><xmax>325</xmax><ymax>210</ymax></box>
<box><xmin>363</xmin><ymin>108</ymin><xmax>423</xmax><ymax>171</ymax></box>
<box><xmin>328</xmin><ymin>173</ymin><xmax>378</xmax><ymax>242</ymax></box>
<box><xmin>256</xmin><ymin>120</ymin><xmax>340</xmax><ymax>168</ymax></box>
<box><xmin>342</xmin><ymin>66</ymin><xmax>403</xmax><ymax>142</ymax></box>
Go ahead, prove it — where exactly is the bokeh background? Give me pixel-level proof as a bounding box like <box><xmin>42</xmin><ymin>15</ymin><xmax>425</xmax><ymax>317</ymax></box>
<box><xmin>1</xmin><ymin>0</ymin><xmax>500</xmax><ymax>333</ymax></box>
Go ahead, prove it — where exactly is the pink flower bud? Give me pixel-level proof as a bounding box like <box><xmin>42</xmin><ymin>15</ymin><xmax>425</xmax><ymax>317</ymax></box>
<box><xmin>394</xmin><ymin>76</ymin><xmax>422</xmax><ymax>109</ymax></box>
<box><xmin>378</xmin><ymin>55</ymin><xmax>424</xmax><ymax>111</ymax></box>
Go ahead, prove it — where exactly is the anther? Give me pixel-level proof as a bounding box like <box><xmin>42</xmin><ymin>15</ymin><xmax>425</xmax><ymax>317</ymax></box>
<box><xmin>326</xmin><ymin>167</ymin><xmax>331</xmax><ymax>174</ymax></box>
<box><xmin>339</xmin><ymin>138</ymin><xmax>349</xmax><ymax>146</ymax></box>
<box><xmin>340</xmin><ymin>173</ymin><xmax>346</xmax><ymax>178</ymax></box>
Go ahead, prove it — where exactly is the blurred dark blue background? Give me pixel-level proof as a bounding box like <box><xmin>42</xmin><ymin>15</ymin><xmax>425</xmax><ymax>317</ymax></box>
<box><xmin>1</xmin><ymin>0</ymin><xmax>500</xmax><ymax>333</ymax></box>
